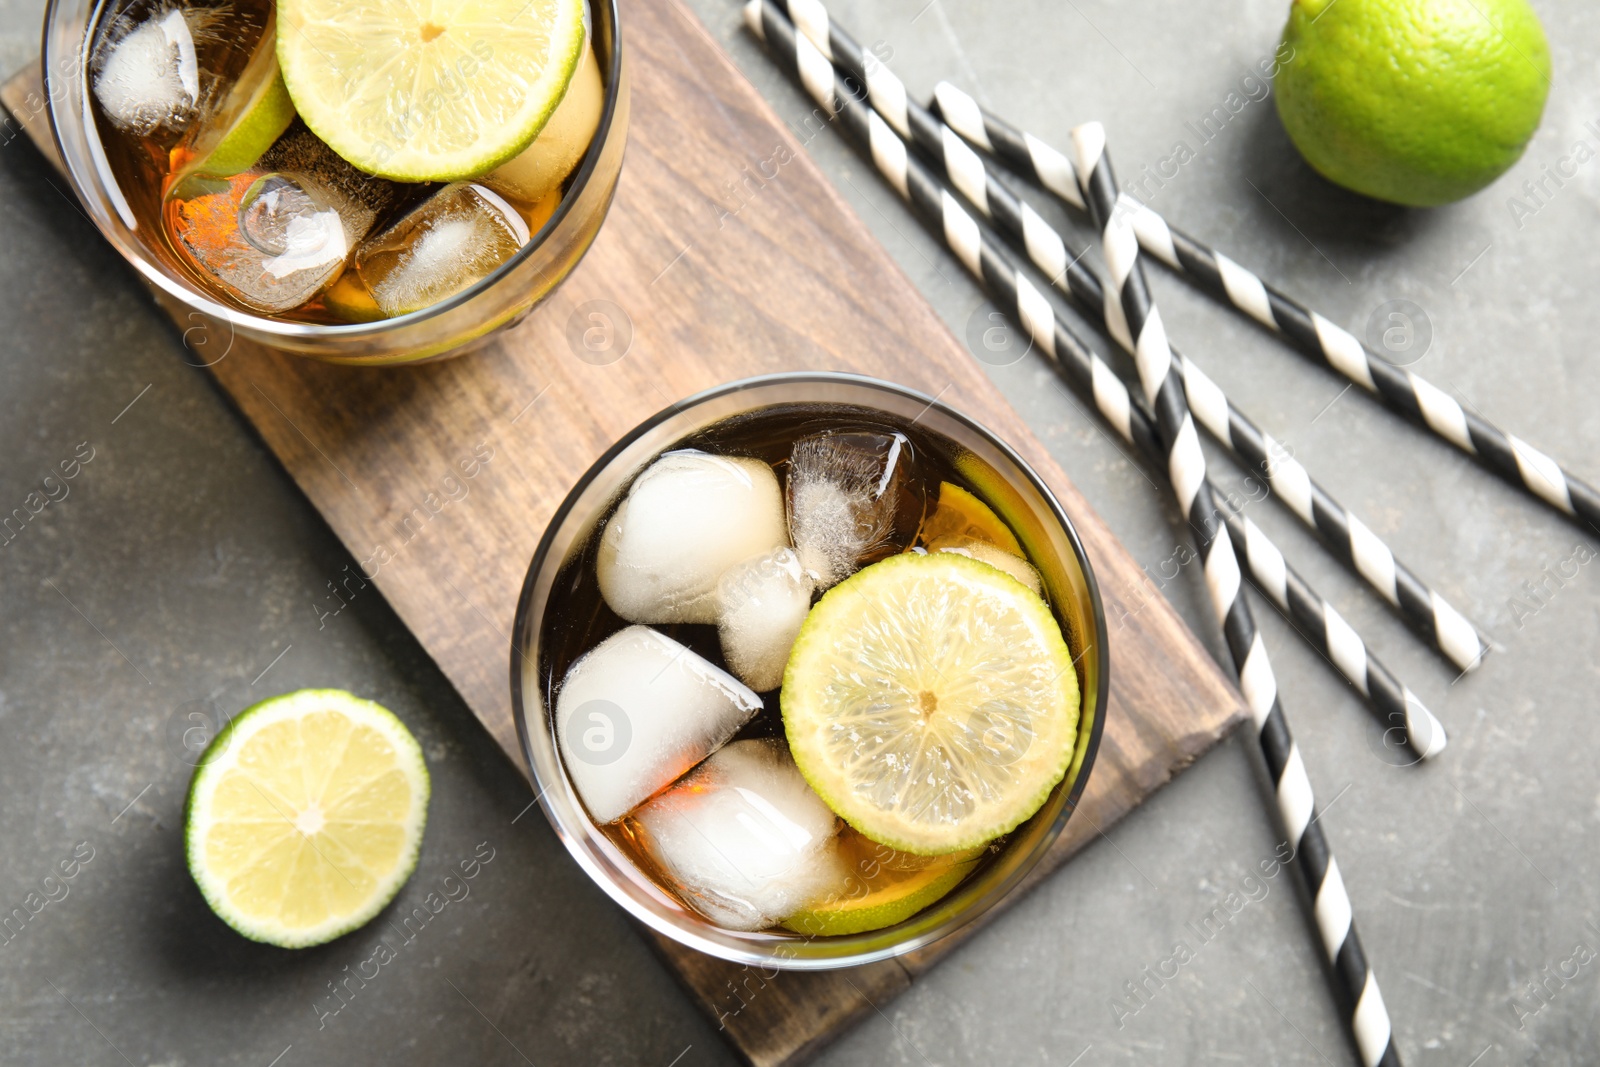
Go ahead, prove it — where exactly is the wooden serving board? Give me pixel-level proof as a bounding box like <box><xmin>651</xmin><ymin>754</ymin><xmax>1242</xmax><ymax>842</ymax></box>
<box><xmin>6</xmin><ymin>4</ymin><xmax>1245</xmax><ymax>1060</ymax></box>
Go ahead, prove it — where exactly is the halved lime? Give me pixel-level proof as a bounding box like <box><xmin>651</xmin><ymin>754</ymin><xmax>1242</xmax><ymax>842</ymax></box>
<box><xmin>184</xmin><ymin>689</ymin><xmax>429</xmax><ymax>948</ymax></box>
<box><xmin>782</xmin><ymin>553</ymin><xmax>1079</xmax><ymax>855</ymax></box>
<box><xmin>276</xmin><ymin>0</ymin><xmax>588</xmax><ymax>181</ymax></box>
<box><xmin>783</xmin><ymin>836</ymin><xmax>983</xmax><ymax>936</ymax></box>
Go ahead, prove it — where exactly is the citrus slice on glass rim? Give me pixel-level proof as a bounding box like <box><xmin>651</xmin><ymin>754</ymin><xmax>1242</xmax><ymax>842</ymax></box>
<box><xmin>275</xmin><ymin>0</ymin><xmax>588</xmax><ymax>181</ymax></box>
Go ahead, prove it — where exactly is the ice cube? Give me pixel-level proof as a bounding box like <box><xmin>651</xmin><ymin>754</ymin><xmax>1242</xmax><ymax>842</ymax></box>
<box><xmin>597</xmin><ymin>450</ymin><xmax>789</xmax><ymax>625</ymax></box>
<box><xmin>717</xmin><ymin>548</ymin><xmax>813</xmax><ymax>691</ymax></box>
<box><xmin>234</xmin><ymin>173</ymin><xmax>341</xmax><ymax>258</ymax></box>
<box><xmin>165</xmin><ymin>127</ymin><xmax>408</xmax><ymax>313</ymax></box>
<box><xmin>556</xmin><ymin>625</ymin><xmax>762</xmax><ymax>824</ymax></box>
<box><xmin>256</xmin><ymin>123</ymin><xmax>409</xmax><ymax>218</ymax></box>
<box><xmin>787</xmin><ymin>431</ymin><xmax>926</xmax><ymax>589</ymax></box>
<box><xmin>353</xmin><ymin>184</ymin><xmax>530</xmax><ymax>318</ymax></box>
<box><xmin>485</xmin><ymin>43</ymin><xmax>604</xmax><ymax>206</ymax></box>
<box><xmin>629</xmin><ymin>739</ymin><xmax>844</xmax><ymax>931</ymax></box>
<box><xmin>92</xmin><ymin>7</ymin><xmax>200</xmax><ymax>136</ymax></box>
<box><xmin>927</xmin><ymin>536</ymin><xmax>1044</xmax><ymax>596</ymax></box>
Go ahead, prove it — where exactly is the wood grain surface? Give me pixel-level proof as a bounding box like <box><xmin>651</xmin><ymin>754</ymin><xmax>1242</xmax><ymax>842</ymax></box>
<box><xmin>5</xmin><ymin>3</ymin><xmax>1244</xmax><ymax>1060</ymax></box>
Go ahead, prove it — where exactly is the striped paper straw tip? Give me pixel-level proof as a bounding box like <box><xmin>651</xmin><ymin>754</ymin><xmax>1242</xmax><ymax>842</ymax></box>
<box><xmin>1232</xmin><ymin>511</ymin><xmax>1446</xmax><ymax>760</ymax></box>
<box><xmin>931</xmin><ymin>80</ymin><xmax>1087</xmax><ymax>210</ymax></box>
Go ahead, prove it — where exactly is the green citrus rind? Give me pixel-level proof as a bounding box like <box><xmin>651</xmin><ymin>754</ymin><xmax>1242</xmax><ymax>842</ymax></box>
<box><xmin>1274</xmin><ymin>0</ymin><xmax>1551</xmax><ymax>207</ymax></box>
<box><xmin>184</xmin><ymin>688</ymin><xmax>430</xmax><ymax>948</ymax></box>
<box><xmin>201</xmin><ymin>69</ymin><xmax>297</xmax><ymax>177</ymax></box>
<box><xmin>782</xmin><ymin>856</ymin><xmax>980</xmax><ymax>937</ymax></box>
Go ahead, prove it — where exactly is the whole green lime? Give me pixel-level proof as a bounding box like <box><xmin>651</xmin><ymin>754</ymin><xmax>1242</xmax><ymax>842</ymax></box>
<box><xmin>1274</xmin><ymin>0</ymin><xmax>1551</xmax><ymax>207</ymax></box>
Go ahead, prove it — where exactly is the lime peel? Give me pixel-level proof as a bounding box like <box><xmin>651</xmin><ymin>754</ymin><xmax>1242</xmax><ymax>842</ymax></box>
<box><xmin>1274</xmin><ymin>0</ymin><xmax>1551</xmax><ymax>206</ymax></box>
<box><xmin>782</xmin><ymin>840</ymin><xmax>982</xmax><ymax>936</ymax></box>
<box><xmin>173</xmin><ymin>19</ymin><xmax>296</xmax><ymax>181</ymax></box>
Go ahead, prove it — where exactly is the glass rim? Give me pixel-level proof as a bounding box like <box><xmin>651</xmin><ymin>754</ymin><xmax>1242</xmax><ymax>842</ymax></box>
<box><xmin>40</xmin><ymin>0</ymin><xmax>625</xmax><ymax>339</ymax></box>
<box><xmin>509</xmin><ymin>371</ymin><xmax>1111</xmax><ymax>970</ymax></box>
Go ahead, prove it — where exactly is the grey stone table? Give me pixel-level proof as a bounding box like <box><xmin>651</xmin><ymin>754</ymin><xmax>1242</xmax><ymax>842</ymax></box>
<box><xmin>2</xmin><ymin>0</ymin><xmax>1597</xmax><ymax>1064</ymax></box>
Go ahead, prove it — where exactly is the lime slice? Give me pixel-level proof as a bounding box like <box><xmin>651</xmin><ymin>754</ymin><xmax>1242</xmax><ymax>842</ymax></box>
<box><xmin>917</xmin><ymin>482</ymin><xmax>1022</xmax><ymax>555</ymax></box>
<box><xmin>171</xmin><ymin>19</ymin><xmax>296</xmax><ymax>182</ymax></box>
<box><xmin>926</xmin><ymin>536</ymin><xmax>1043</xmax><ymax>596</ymax></box>
<box><xmin>276</xmin><ymin>0</ymin><xmax>588</xmax><ymax>181</ymax></box>
<box><xmin>782</xmin><ymin>553</ymin><xmax>1079</xmax><ymax>855</ymax></box>
<box><xmin>184</xmin><ymin>689</ymin><xmax>429</xmax><ymax>948</ymax></box>
<box><xmin>200</xmin><ymin>72</ymin><xmax>295</xmax><ymax>176</ymax></box>
<box><xmin>783</xmin><ymin>836</ymin><xmax>983</xmax><ymax>936</ymax></box>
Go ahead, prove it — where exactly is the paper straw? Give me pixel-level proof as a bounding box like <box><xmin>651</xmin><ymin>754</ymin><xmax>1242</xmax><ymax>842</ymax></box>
<box><xmin>767</xmin><ymin>0</ymin><xmax>1489</xmax><ymax>677</ymax></box>
<box><xmin>1073</xmin><ymin>118</ymin><xmax>1400</xmax><ymax>1067</ymax></box>
<box><xmin>1223</xmin><ymin>510</ymin><xmax>1444</xmax><ymax>762</ymax></box>
<box><xmin>932</xmin><ymin>79</ymin><xmax>1600</xmax><ymax>538</ymax></box>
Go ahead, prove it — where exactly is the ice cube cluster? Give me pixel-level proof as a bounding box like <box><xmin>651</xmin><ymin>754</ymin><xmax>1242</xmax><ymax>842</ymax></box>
<box><xmin>630</xmin><ymin>740</ymin><xmax>846</xmax><ymax>931</ymax></box>
<box><xmin>166</xmin><ymin>127</ymin><xmax>409</xmax><ymax>313</ymax></box>
<box><xmin>555</xmin><ymin>626</ymin><xmax>761</xmax><ymax>824</ymax></box>
<box><xmin>561</xmin><ymin>432</ymin><xmax>956</xmax><ymax>930</ymax></box>
<box><xmin>594</xmin><ymin>433</ymin><xmax>926</xmax><ymax>693</ymax></box>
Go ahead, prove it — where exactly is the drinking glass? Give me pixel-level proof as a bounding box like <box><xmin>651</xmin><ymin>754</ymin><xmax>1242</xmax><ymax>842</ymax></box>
<box><xmin>41</xmin><ymin>0</ymin><xmax>628</xmax><ymax>365</ymax></box>
<box><xmin>510</xmin><ymin>373</ymin><xmax>1110</xmax><ymax>969</ymax></box>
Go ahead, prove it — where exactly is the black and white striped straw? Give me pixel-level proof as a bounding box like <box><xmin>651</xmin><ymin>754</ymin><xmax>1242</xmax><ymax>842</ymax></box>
<box><xmin>741</xmin><ymin>0</ymin><xmax>1445</xmax><ymax>764</ymax></box>
<box><xmin>1072</xmin><ymin>119</ymin><xmax>1401</xmax><ymax>1067</ymax></box>
<box><xmin>932</xmin><ymin>79</ymin><xmax>1600</xmax><ymax>538</ymax></box>
<box><xmin>767</xmin><ymin>0</ymin><xmax>1488</xmax><ymax>677</ymax></box>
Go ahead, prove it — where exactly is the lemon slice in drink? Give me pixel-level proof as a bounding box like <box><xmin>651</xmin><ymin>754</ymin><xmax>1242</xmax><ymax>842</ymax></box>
<box><xmin>917</xmin><ymin>481</ymin><xmax>1022</xmax><ymax>554</ymax></box>
<box><xmin>276</xmin><ymin>0</ymin><xmax>588</xmax><ymax>181</ymax></box>
<box><xmin>782</xmin><ymin>553</ymin><xmax>1079</xmax><ymax>855</ymax></box>
<box><xmin>783</xmin><ymin>837</ymin><xmax>983</xmax><ymax>936</ymax></box>
<box><xmin>184</xmin><ymin>689</ymin><xmax>430</xmax><ymax>948</ymax></box>
<box><xmin>166</xmin><ymin>20</ymin><xmax>296</xmax><ymax>195</ymax></box>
